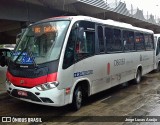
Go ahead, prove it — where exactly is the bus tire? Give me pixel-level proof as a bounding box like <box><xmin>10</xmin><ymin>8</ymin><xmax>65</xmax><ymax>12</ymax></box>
<box><xmin>72</xmin><ymin>86</ymin><xmax>83</xmax><ymax>111</ymax></box>
<box><xmin>133</xmin><ymin>69</ymin><xmax>141</xmax><ymax>84</ymax></box>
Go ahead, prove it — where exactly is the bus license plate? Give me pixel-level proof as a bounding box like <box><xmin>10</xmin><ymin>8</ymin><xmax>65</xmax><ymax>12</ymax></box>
<box><xmin>17</xmin><ymin>90</ymin><xmax>28</xmax><ymax>97</ymax></box>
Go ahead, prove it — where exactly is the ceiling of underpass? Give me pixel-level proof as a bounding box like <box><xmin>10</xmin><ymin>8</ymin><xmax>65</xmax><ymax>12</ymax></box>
<box><xmin>0</xmin><ymin>0</ymin><xmax>74</xmax><ymax>44</ymax></box>
<box><xmin>0</xmin><ymin>0</ymin><xmax>160</xmax><ymax>45</ymax></box>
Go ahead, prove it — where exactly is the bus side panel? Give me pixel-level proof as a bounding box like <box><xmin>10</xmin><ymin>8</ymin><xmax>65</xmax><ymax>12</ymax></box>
<box><xmin>72</xmin><ymin>50</ymin><xmax>154</xmax><ymax>95</ymax></box>
<box><xmin>57</xmin><ymin>65</ymin><xmax>74</xmax><ymax>105</ymax></box>
<box><xmin>73</xmin><ymin>56</ymin><xmax>107</xmax><ymax>95</ymax></box>
<box><xmin>72</xmin><ymin>53</ymin><xmax>134</xmax><ymax>95</ymax></box>
<box><xmin>109</xmin><ymin>53</ymin><xmax>135</xmax><ymax>86</ymax></box>
<box><xmin>140</xmin><ymin>51</ymin><xmax>154</xmax><ymax>75</ymax></box>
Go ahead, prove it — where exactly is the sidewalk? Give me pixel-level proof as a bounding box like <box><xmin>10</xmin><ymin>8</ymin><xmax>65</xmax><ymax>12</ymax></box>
<box><xmin>0</xmin><ymin>67</ymin><xmax>7</xmax><ymax>94</ymax></box>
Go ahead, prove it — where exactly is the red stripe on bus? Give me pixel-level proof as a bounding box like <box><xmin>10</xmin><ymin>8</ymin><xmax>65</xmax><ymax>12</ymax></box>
<box><xmin>47</xmin><ymin>72</ymin><xmax>57</xmax><ymax>82</ymax></box>
<box><xmin>107</xmin><ymin>63</ymin><xmax>110</xmax><ymax>75</ymax></box>
<box><xmin>6</xmin><ymin>71</ymin><xmax>57</xmax><ymax>88</ymax></box>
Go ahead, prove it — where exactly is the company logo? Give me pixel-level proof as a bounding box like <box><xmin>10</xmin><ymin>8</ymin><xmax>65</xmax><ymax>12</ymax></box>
<box><xmin>1</xmin><ymin>117</ymin><xmax>42</xmax><ymax>123</ymax></box>
<box><xmin>20</xmin><ymin>65</ymin><xmax>28</xmax><ymax>68</ymax></box>
<box><xmin>2</xmin><ymin>117</ymin><xmax>11</xmax><ymax>122</ymax></box>
<box><xmin>114</xmin><ymin>58</ymin><xmax>125</xmax><ymax>66</ymax></box>
<box><xmin>74</xmin><ymin>70</ymin><xmax>93</xmax><ymax>77</ymax></box>
<box><xmin>20</xmin><ymin>80</ymin><xmax>24</xmax><ymax>84</ymax></box>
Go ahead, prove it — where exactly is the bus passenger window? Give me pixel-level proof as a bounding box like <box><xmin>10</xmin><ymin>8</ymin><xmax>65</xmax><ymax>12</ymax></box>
<box><xmin>123</xmin><ymin>30</ymin><xmax>135</xmax><ymax>51</ymax></box>
<box><xmin>113</xmin><ymin>29</ymin><xmax>122</xmax><ymax>51</ymax></box>
<box><xmin>144</xmin><ymin>34</ymin><xmax>154</xmax><ymax>50</ymax></box>
<box><xmin>97</xmin><ymin>26</ymin><xmax>105</xmax><ymax>53</ymax></box>
<box><xmin>105</xmin><ymin>27</ymin><xmax>122</xmax><ymax>52</ymax></box>
<box><xmin>135</xmin><ymin>33</ymin><xmax>145</xmax><ymax>51</ymax></box>
<box><xmin>76</xmin><ymin>31</ymin><xmax>95</xmax><ymax>60</ymax></box>
<box><xmin>105</xmin><ymin>27</ymin><xmax>113</xmax><ymax>52</ymax></box>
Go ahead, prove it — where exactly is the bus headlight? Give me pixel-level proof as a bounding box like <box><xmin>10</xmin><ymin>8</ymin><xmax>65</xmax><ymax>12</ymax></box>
<box><xmin>36</xmin><ymin>81</ymin><xmax>59</xmax><ymax>91</ymax></box>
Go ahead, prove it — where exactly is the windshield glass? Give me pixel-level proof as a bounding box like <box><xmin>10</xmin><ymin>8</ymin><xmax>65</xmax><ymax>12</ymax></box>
<box><xmin>11</xmin><ymin>21</ymin><xmax>70</xmax><ymax>64</ymax></box>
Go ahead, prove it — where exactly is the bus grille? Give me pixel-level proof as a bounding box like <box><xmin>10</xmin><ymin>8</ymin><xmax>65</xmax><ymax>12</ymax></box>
<box><xmin>8</xmin><ymin>66</ymin><xmax>48</xmax><ymax>78</ymax></box>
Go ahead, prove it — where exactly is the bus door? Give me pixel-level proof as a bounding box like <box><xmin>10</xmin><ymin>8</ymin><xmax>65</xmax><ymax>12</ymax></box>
<box><xmin>156</xmin><ymin>38</ymin><xmax>160</xmax><ymax>65</ymax></box>
<box><xmin>61</xmin><ymin>21</ymin><xmax>95</xmax><ymax>97</ymax></box>
<box><xmin>72</xmin><ymin>21</ymin><xmax>96</xmax><ymax>92</ymax></box>
<box><xmin>91</xmin><ymin>25</ymin><xmax>109</xmax><ymax>92</ymax></box>
<box><xmin>153</xmin><ymin>36</ymin><xmax>160</xmax><ymax>71</ymax></box>
<box><xmin>156</xmin><ymin>38</ymin><xmax>160</xmax><ymax>56</ymax></box>
<box><xmin>73</xmin><ymin>29</ymin><xmax>95</xmax><ymax>75</ymax></box>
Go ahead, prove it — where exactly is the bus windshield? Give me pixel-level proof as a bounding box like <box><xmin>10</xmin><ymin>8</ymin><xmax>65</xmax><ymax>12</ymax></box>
<box><xmin>12</xmin><ymin>20</ymin><xmax>70</xmax><ymax>64</ymax></box>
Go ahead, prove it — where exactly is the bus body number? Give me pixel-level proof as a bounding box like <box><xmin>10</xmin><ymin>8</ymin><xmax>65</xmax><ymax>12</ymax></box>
<box><xmin>114</xmin><ymin>58</ymin><xmax>125</xmax><ymax>66</ymax></box>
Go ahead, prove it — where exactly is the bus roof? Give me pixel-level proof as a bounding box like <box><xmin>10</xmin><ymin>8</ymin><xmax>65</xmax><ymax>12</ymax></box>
<box><xmin>154</xmin><ymin>34</ymin><xmax>160</xmax><ymax>37</ymax></box>
<box><xmin>36</xmin><ymin>15</ymin><xmax>153</xmax><ymax>34</ymax></box>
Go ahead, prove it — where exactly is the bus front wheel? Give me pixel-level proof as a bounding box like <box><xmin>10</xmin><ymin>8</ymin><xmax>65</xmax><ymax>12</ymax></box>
<box><xmin>72</xmin><ymin>86</ymin><xmax>83</xmax><ymax>111</ymax></box>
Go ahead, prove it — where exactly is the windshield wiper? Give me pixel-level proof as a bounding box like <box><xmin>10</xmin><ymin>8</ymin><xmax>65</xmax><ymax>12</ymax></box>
<box><xmin>27</xmin><ymin>50</ymin><xmax>38</xmax><ymax>68</ymax></box>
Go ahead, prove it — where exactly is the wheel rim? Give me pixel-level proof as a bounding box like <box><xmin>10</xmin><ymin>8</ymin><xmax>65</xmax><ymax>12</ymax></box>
<box><xmin>76</xmin><ymin>90</ymin><xmax>82</xmax><ymax>108</ymax></box>
<box><xmin>136</xmin><ymin>70</ymin><xmax>141</xmax><ymax>83</ymax></box>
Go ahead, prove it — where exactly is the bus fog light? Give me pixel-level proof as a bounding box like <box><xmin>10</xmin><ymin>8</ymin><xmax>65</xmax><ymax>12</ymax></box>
<box><xmin>36</xmin><ymin>82</ymin><xmax>59</xmax><ymax>91</ymax></box>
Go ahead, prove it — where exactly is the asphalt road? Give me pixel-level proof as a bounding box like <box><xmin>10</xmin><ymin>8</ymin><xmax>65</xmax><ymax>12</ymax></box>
<box><xmin>0</xmin><ymin>67</ymin><xmax>160</xmax><ymax>125</ymax></box>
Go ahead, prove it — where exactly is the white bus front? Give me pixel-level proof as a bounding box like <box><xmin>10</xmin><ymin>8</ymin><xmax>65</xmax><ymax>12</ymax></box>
<box><xmin>6</xmin><ymin>17</ymin><xmax>73</xmax><ymax>107</ymax></box>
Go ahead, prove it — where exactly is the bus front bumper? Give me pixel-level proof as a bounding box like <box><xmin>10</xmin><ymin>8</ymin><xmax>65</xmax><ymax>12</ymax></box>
<box><xmin>6</xmin><ymin>82</ymin><xmax>66</xmax><ymax>107</ymax></box>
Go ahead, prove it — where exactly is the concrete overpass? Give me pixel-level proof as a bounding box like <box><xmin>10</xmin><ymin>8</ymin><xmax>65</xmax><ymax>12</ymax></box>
<box><xmin>1</xmin><ymin>0</ymin><xmax>160</xmax><ymax>44</ymax></box>
<box><xmin>0</xmin><ymin>0</ymin><xmax>74</xmax><ymax>44</ymax></box>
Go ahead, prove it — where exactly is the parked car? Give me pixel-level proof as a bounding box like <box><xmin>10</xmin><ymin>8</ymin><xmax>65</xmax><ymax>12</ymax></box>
<box><xmin>0</xmin><ymin>48</ymin><xmax>12</xmax><ymax>67</ymax></box>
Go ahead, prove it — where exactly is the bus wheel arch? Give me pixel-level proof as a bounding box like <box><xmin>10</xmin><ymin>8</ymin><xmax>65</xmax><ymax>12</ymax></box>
<box><xmin>71</xmin><ymin>80</ymin><xmax>91</xmax><ymax>111</ymax></box>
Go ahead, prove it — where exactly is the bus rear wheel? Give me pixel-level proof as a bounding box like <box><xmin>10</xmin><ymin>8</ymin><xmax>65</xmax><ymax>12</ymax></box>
<box><xmin>133</xmin><ymin>69</ymin><xmax>141</xmax><ymax>84</ymax></box>
<box><xmin>72</xmin><ymin>86</ymin><xmax>83</xmax><ymax>111</ymax></box>
<box><xmin>155</xmin><ymin>63</ymin><xmax>160</xmax><ymax>72</ymax></box>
